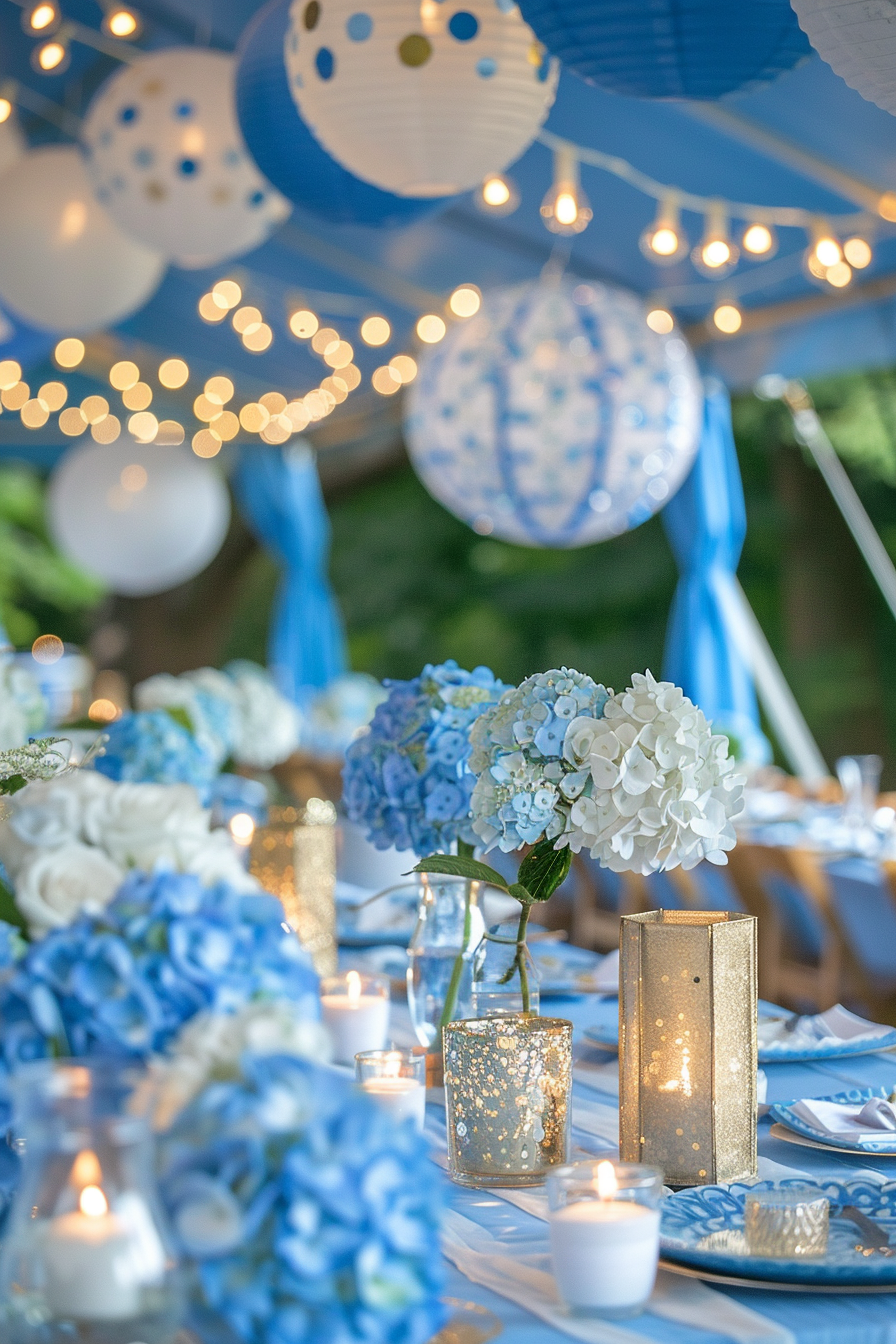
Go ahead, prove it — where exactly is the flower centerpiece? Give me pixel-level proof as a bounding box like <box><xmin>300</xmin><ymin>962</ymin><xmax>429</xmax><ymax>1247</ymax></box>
<box><xmin>342</xmin><ymin>661</ymin><xmax>505</xmax><ymax>1035</ymax></box>
<box><xmin>158</xmin><ymin>1051</ymin><xmax>445</xmax><ymax>1344</ymax></box>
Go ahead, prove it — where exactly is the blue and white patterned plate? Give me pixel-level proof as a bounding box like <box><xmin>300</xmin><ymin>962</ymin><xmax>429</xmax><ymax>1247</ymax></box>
<box><xmin>771</xmin><ymin>1087</ymin><xmax>896</xmax><ymax>1154</ymax></box>
<box><xmin>661</xmin><ymin>1179</ymin><xmax>896</xmax><ymax>1285</ymax></box>
<box><xmin>584</xmin><ymin>1004</ymin><xmax>896</xmax><ymax>1064</ymax></box>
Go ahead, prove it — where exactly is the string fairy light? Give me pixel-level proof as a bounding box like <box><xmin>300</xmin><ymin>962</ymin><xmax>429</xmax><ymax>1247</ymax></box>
<box><xmin>540</xmin><ymin>146</ymin><xmax>592</xmax><ymax>237</ymax></box>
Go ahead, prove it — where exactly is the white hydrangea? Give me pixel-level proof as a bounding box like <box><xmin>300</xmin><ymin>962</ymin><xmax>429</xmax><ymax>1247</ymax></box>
<box><xmin>566</xmin><ymin>671</ymin><xmax>745</xmax><ymax>873</ymax></box>
<box><xmin>225</xmin><ymin>661</ymin><xmax>302</xmax><ymax>769</ymax></box>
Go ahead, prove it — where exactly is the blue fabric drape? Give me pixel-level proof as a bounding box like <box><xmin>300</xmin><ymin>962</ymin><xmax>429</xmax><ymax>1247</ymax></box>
<box><xmin>662</xmin><ymin>384</ymin><xmax>769</xmax><ymax>763</ymax></box>
<box><xmin>234</xmin><ymin>444</ymin><xmax>347</xmax><ymax>702</ymax></box>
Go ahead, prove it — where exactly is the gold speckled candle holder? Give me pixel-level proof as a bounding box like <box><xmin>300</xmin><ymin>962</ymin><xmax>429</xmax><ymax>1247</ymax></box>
<box><xmin>250</xmin><ymin>800</ymin><xmax>338</xmax><ymax>976</ymax></box>
<box><xmin>619</xmin><ymin>910</ymin><xmax>757</xmax><ymax>1188</ymax></box>
<box><xmin>443</xmin><ymin>1015</ymin><xmax>572</xmax><ymax>1188</ymax></box>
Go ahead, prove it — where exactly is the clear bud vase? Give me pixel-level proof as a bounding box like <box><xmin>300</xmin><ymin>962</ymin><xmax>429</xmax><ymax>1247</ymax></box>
<box><xmin>471</xmin><ymin>918</ymin><xmax>542</xmax><ymax>1018</ymax></box>
<box><xmin>407</xmin><ymin>875</ymin><xmax>486</xmax><ymax>1048</ymax></box>
<box><xmin>0</xmin><ymin>1059</ymin><xmax>183</xmax><ymax>1344</ymax></box>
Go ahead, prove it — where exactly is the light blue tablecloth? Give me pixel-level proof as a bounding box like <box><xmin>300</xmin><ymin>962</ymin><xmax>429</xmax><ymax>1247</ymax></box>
<box><xmin>433</xmin><ymin>993</ymin><xmax>896</xmax><ymax>1344</ymax></box>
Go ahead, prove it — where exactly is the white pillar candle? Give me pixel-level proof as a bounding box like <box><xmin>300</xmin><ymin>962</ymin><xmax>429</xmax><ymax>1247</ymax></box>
<box><xmin>321</xmin><ymin>971</ymin><xmax>390</xmax><ymax>1064</ymax></box>
<box><xmin>360</xmin><ymin>1076</ymin><xmax>426</xmax><ymax>1131</ymax></box>
<box><xmin>42</xmin><ymin>1184</ymin><xmax>142</xmax><ymax>1321</ymax></box>
<box><xmin>549</xmin><ymin>1200</ymin><xmax>660</xmax><ymax>1314</ymax></box>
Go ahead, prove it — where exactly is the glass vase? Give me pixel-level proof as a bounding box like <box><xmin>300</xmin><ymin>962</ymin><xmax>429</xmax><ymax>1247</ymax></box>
<box><xmin>406</xmin><ymin>876</ymin><xmax>487</xmax><ymax>1048</ymax></box>
<box><xmin>471</xmin><ymin>918</ymin><xmax>542</xmax><ymax>1018</ymax></box>
<box><xmin>0</xmin><ymin>1059</ymin><xmax>183</xmax><ymax>1344</ymax></box>
<box><xmin>443</xmin><ymin>1015</ymin><xmax>572</xmax><ymax>1187</ymax></box>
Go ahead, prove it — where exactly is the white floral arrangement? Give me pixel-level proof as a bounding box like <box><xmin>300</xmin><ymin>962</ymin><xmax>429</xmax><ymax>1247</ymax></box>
<box><xmin>0</xmin><ymin>770</ymin><xmax>258</xmax><ymax>938</ymax></box>
<box><xmin>469</xmin><ymin>669</ymin><xmax>744</xmax><ymax>874</ymax></box>
<box><xmin>0</xmin><ymin>657</ymin><xmax>46</xmax><ymax>751</ymax></box>
<box><xmin>135</xmin><ymin>659</ymin><xmax>302</xmax><ymax>771</ymax></box>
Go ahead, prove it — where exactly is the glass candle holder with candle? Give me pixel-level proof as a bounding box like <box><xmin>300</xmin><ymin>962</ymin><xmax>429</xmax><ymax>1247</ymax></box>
<box><xmin>547</xmin><ymin>1161</ymin><xmax>662</xmax><ymax>1319</ymax></box>
<box><xmin>320</xmin><ymin>970</ymin><xmax>390</xmax><ymax>1064</ymax></box>
<box><xmin>249</xmin><ymin>800</ymin><xmax>338</xmax><ymax>976</ymax></box>
<box><xmin>355</xmin><ymin>1048</ymin><xmax>426</xmax><ymax>1131</ymax></box>
<box><xmin>0</xmin><ymin>1058</ymin><xmax>182</xmax><ymax>1344</ymax></box>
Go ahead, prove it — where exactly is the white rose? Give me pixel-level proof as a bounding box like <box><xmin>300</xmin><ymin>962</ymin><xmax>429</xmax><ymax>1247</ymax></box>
<box><xmin>86</xmin><ymin>781</ymin><xmax>211</xmax><ymax>870</ymax></box>
<box><xmin>177</xmin><ymin>829</ymin><xmax>261</xmax><ymax>893</ymax></box>
<box><xmin>15</xmin><ymin>841</ymin><xmax>125</xmax><ymax>937</ymax></box>
<box><xmin>225</xmin><ymin>662</ymin><xmax>301</xmax><ymax>769</ymax></box>
<box><xmin>0</xmin><ymin>771</ymin><xmax>114</xmax><ymax>878</ymax></box>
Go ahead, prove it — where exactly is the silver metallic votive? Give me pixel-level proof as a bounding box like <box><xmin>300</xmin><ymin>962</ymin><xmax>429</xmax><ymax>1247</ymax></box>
<box><xmin>443</xmin><ymin>1015</ymin><xmax>572</xmax><ymax>1188</ymax></box>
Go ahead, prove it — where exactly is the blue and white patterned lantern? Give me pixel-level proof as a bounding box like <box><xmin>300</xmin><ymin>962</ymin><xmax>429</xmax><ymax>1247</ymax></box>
<box><xmin>405</xmin><ymin>278</ymin><xmax>703</xmax><ymax>548</ymax></box>
<box><xmin>81</xmin><ymin>49</ymin><xmax>289</xmax><ymax>269</ymax></box>
<box><xmin>284</xmin><ymin>0</ymin><xmax>558</xmax><ymax>197</ymax></box>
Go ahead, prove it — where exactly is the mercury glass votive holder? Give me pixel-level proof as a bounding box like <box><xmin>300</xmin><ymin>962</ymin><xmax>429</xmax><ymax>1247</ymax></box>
<box><xmin>443</xmin><ymin>1015</ymin><xmax>572</xmax><ymax>1188</ymax></box>
<box><xmin>744</xmin><ymin>1189</ymin><xmax>829</xmax><ymax>1258</ymax></box>
<box><xmin>619</xmin><ymin>909</ymin><xmax>758</xmax><ymax>1188</ymax></box>
<box><xmin>249</xmin><ymin>799</ymin><xmax>338</xmax><ymax>976</ymax></box>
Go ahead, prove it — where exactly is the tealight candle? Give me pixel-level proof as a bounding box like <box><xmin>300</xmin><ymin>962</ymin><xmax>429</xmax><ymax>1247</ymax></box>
<box><xmin>43</xmin><ymin>1179</ymin><xmax>142</xmax><ymax>1320</ymax></box>
<box><xmin>356</xmin><ymin>1048</ymin><xmax>426</xmax><ymax>1132</ymax></box>
<box><xmin>321</xmin><ymin>971</ymin><xmax>390</xmax><ymax>1064</ymax></box>
<box><xmin>547</xmin><ymin>1161</ymin><xmax>662</xmax><ymax>1318</ymax></box>
<box><xmin>744</xmin><ymin>1188</ymin><xmax>829</xmax><ymax>1258</ymax></box>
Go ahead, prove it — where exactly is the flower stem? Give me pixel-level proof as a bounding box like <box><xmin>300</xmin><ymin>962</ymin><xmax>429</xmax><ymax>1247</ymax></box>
<box><xmin>516</xmin><ymin>903</ymin><xmax>532</xmax><ymax>1014</ymax></box>
<box><xmin>438</xmin><ymin>840</ymin><xmax>475</xmax><ymax>1032</ymax></box>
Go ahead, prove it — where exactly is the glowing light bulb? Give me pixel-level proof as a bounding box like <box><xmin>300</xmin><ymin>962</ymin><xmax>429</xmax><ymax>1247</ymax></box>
<box><xmin>34</xmin><ymin>39</ymin><xmax>68</xmax><ymax>72</ymax></box>
<box><xmin>158</xmin><ymin>358</ymin><xmax>189</xmax><ymax>389</ymax></box>
<box><xmin>212</xmin><ymin>279</ymin><xmax>242</xmax><ymax>310</ymax></box>
<box><xmin>701</xmin><ymin>238</ymin><xmax>732</xmax><ymax>269</ymax></box>
<box><xmin>813</xmin><ymin>234</ymin><xmax>842</xmax><ymax>268</ymax></box>
<box><xmin>646</xmin><ymin>307</ymin><xmax>674</xmax><ymax>335</ymax></box>
<box><xmin>554</xmin><ymin>191</ymin><xmax>578</xmax><ymax>227</ymax></box>
<box><xmin>103</xmin><ymin>7</ymin><xmax>140</xmax><ymax>37</ymax></box>
<box><xmin>844</xmin><ymin>236</ymin><xmax>872</xmax><ymax>269</ymax></box>
<box><xmin>742</xmin><ymin>222</ymin><xmax>774</xmax><ymax>256</ymax></box>
<box><xmin>541</xmin><ymin>145</ymin><xmax>591</xmax><ymax>236</ymax></box>
<box><xmin>79</xmin><ymin>1185</ymin><xmax>108</xmax><ymax>1218</ymax></box>
<box><xmin>416</xmin><ymin>314</ymin><xmax>446</xmax><ymax>344</ymax></box>
<box><xmin>71</xmin><ymin>1149</ymin><xmax>102</xmax><ymax>1188</ymax></box>
<box><xmin>0</xmin><ymin>99</ymin><xmax>12</xmax><ymax>124</ymax></box>
<box><xmin>650</xmin><ymin>227</ymin><xmax>680</xmax><ymax>257</ymax></box>
<box><xmin>55</xmin><ymin>338</ymin><xmax>84</xmax><ymax>369</ymax></box>
<box><xmin>289</xmin><ymin>309</ymin><xmax>318</xmax><ymax>339</ymax></box>
<box><xmin>477</xmin><ymin>174</ymin><xmax>518</xmax><ymax>215</ymax></box>
<box><xmin>24</xmin><ymin>2</ymin><xmax>58</xmax><ymax>33</ymax></box>
<box><xmin>826</xmin><ymin>260</ymin><xmax>852</xmax><ymax>288</ymax></box>
<box><xmin>879</xmin><ymin>192</ymin><xmax>896</xmax><ymax>222</ymax></box>
<box><xmin>449</xmin><ymin>286</ymin><xmax>481</xmax><ymax>318</ymax></box>
<box><xmin>360</xmin><ymin>315</ymin><xmax>391</xmax><ymax>346</ymax></box>
<box><xmin>639</xmin><ymin>195</ymin><xmax>687</xmax><ymax>265</ymax></box>
<box><xmin>229</xmin><ymin>812</ymin><xmax>255</xmax><ymax>846</ymax></box>
<box><xmin>712</xmin><ymin>302</ymin><xmax>743</xmax><ymax>335</ymax></box>
<box><xmin>693</xmin><ymin>205</ymin><xmax>738</xmax><ymax>275</ymax></box>
<box><xmin>383</xmin><ymin>1052</ymin><xmax>402</xmax><ymax>1079</ymax></box>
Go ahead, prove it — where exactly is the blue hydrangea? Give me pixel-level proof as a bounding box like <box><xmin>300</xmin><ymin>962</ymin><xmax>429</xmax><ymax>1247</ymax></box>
<box><xmin>468</xmin><ymin>668</ymin><xmax>609</xmax><ymax>851</ymax></box>
<box><xmin>95</xmin><ymin>710</ymin><xmax>219</xmax><ymax>795</ymax></box>
<box><xmin>0</xmin><ymin>869</ymin><xmax>319</xmax><ymax>1069</ymax></box>
<box><xmin>342</xmin><ymin>661</ymin><xmax>505</xmax><ymax>855</ymax></box>
<box><xmin>160</xmin><ymin>1054</ymin><xmax>445</xmax><ymax>1344</ymax></box>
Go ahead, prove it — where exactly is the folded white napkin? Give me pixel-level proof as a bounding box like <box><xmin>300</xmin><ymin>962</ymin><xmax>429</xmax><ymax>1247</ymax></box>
<box><xmin>789</xmin><ymin>1096</ymin><xmax>896</xmax><ymax>1144</ymax></box>
<box><xmin>758</xmin><ymin>1004</ymin><xmax>892</xmax><ymax>1050</ymax></box>
<box><xmin>593</xmin><ymin>948</ymin><xmax>620</xmax><ymax>993</ymax></box>
<box><xmin>442</xmin><ymin>1209</ymin><xmax>796</xmax><ymax>1344</ymax></box>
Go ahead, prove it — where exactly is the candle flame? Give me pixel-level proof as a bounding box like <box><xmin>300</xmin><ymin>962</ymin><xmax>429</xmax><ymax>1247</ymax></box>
<box><xmin>71</xmin><ymin>1148</ymin><xmax>102</xmax><ymax>1189</ymax></box>
<box><xmin>79</xmin><ymin>1185</ymin><xmax>108</xmax><ymax>1218</ymax></box>
<box><xmin>384</xmin><ymin>1052</ymin><xmax>402</xmax><ymax>1079</ymax></box>
<box><xmin>229</xmin><ymin>812</ymin><xmax>255</xmax><ymax>846</ymax></box>
<box><xmin>596</xmin><ymin>1161</ymin><xmax>617</xmax><ymax>1201</ymax></box>
<box><xmin>659</xmin><ymin>1045</ymin><xmax>693</xmax><ymax>1098</ymax></box>
<box><xmin>346</xmin><ymin>970</ymin><xmax>362</xmax><ymax>1002</ymax></box>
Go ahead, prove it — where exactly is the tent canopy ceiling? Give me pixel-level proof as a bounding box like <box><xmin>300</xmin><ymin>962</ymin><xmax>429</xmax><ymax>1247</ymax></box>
<box><xmin>2</xmin><ymin>0</ymin><xmax>896</xmax><ymax>462</ymax></box>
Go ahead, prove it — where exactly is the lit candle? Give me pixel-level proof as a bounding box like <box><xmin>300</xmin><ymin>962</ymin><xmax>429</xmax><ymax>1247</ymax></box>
<box><xmin>356</xmin><ymin>1049</ymin><xmax>426</xmax><ymax>1131</ymax></box>
<box><xmin>42</xmin><ymin>1163</ymin><xmax>142</xmax><ymax>1321</ymax></box>
<box><xmin>320</xmin><ymin>971</ymin><xmax>390</xmax><ymax>1064</ymax></box>
<box><xmin>548</xmin><ymin>1161</ymin><xmax>661</xmax><ymax>1317</ymax></box>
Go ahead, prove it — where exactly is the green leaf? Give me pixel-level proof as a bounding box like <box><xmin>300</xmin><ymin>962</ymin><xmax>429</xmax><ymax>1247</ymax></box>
<box><xmin>517</xmin><ymin>837</ymin><xmax>571</xmax><ymax>903</ymax></box>
<box><xmin>0</xmin><ymin>875</ymin><xmax>27</xmax><ymax>935</ymax></box>
<box><xmin>0</xmin><ymin>774</ymin><xmax>27</xmax><ymax>797</ymax></box>
<box><xmin>508</xmin><ymin>882</ymin><xmax>534</xmax><ymax>905</ymax></box>
<box><xmin>410</xmin><ymin>854</ymin><xmax>511</xmax><ymax>892</ymax></box>
<box><xmin>164</xmin><ymin>705</ymin><xmax>195</xmax><ymax>736</ymax></box>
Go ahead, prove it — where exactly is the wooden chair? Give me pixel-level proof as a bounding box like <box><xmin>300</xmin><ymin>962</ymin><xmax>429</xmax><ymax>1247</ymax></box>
<box><xmin>570</xmin><ymin>853</ymin><xmax>646</xmax><ymax>951</ymax></box>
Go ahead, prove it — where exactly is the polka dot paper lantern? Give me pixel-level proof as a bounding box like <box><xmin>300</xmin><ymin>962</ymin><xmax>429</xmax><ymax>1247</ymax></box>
<box><xmin>515</xmin><ymin>0</ymin><xmax>809</xmax><ymax>99</ymax></box>
<box><xmin>48</xmin><ymin>440</ymin><xmax>231</xmax><ymax>596</ymax></box>
<box><xmin>405</xmin><ymin>277</ymin><xmax>703</xmax><ymax>548</ymax></box>
<box><xmin>82</xmin><ymin>49</ymin><xmax>290</xmax><ymax>269</ymax></box>
<box><xmin>0</xmin><ymin>147</ymin><xmax>164</xmax><ymax>335</ymax></box>
<box><xmin>237</xmin><ymin>0</ymin><xmax>452</xmax><ymax>225</ymax></box>
<box><xmin>790</xmin><ymin>0</ymin><xmax>896</xmax><ymax>116</ymax></box>
<box><xmin>284</xmin><ymin>0</ymin><xmax>558</xmax><ymax>197</ymax></box>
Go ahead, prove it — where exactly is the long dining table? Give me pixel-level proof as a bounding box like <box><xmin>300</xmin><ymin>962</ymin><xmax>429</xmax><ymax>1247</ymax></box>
<box><xmin>397</xmin><ymin>991</ymin><xmax>896</xmax><ymax>1344</ymax></box>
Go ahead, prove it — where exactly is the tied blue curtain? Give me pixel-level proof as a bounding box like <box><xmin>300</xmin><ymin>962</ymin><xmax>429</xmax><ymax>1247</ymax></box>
<box><xmin>234</xmin><ymin>444</ymin><xmax>347</xmax><ymax>702</ymax></box>
<box><xmin>662</xmin><ymin>383</ymin><xmax>769</xmax><ymax>763</ymax></box>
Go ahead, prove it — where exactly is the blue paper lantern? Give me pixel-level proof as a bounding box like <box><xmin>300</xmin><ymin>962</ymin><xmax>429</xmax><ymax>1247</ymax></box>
<box><xmin>405</xmin><ymin>277</ymin><xmax>703</xmax><ymax>549</ymax></box>
<box><xmin>236</xmin><ymin>0</ymin><xmax>449</xmax><ymax>227</ymax></box>
<box><xmin>515</xmin><ymin>0</ymin><xmax>810</xmax><ymax>99</ymax></box>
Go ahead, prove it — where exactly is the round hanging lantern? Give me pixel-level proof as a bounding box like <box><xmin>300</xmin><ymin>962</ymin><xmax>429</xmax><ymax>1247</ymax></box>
<box><xmin>405</xmin><ymin>278</ymin><xmax>703</xmax><ymax>548</ymax></box>
<box><xmin>81</xmin><ymin>49</ymin><xmax>290</xmax><ymax>269</ymax></box>
<box><xmin>515</xmin><ymin>0</ymin><xmax>809</xmax><ymax>99</ymax></box>
<box><xmin>284</xmin><ymin>0</ymin><xmax>558</xmax><ymax>197</ymax></box>
<box><xmin>789</xmin><ymin>0</ymin><xmax>896</xmax><ymax>115</ymax></box>
<box><xmin>236</xmin><ymin>0</ymin><xmax>451</xmax><ymax>226</ymax></box>
<box><xmin>0</xmin><ymin>147</ymin><xmax>165</xmax><ymax>335</ymax></box>
<box><xmin>48</xmin><ymin>440</ymin><xmax>231</xmax><ymax>596</ymax></box>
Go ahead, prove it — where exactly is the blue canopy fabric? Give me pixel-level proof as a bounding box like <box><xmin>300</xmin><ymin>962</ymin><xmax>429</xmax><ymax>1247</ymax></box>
<box><xmin>233</xmin><ymin>444</ymin><xmax>347</xmax><ymax>702</ymax></box>
<box><xmin>662</xmin><ymin>384</ymin><xmax>770</xmax><ymax>763</ymax></box>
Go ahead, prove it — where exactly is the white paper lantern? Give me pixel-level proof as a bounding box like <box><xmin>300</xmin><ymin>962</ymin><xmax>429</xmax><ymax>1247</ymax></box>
<box><xmin>48</xmin><ymin>440</ymin><xmax>231</xmax><ymax>596</ymax></box>
<box><xmin>82</xmin><ymin>48</ymin><xmax>290</xmax><ymax>268</ymax></box>
<box><xmin>284</xmin><ymin>0</ymin><xmax>558</xmax><ymax>197</ymax></box>
<box><xmin>405</xmin><ymin>277</ymin><xmax>703</xmax><ymax>548</ymax></box>
<box><xmin>0</xmin><ymin>147</ymin><xmax>165</xmax><ymax>335</ymax></box>
<box><xmin>791</xmin><ymin>0</ymin><xmax>896</xmax><ymax>115</ymax></box>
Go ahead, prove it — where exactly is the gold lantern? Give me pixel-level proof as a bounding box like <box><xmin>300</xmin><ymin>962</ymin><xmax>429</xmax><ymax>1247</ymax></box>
<box><xmin>619</xmin><ymin>910</ymin><xmax>757</xmax><ymax>1188</ymax></box>
<box><xmin>249</xmin><ymin>799</ymin><xmax>338</xmax><ymax>976</ymax></box>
